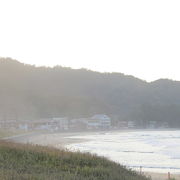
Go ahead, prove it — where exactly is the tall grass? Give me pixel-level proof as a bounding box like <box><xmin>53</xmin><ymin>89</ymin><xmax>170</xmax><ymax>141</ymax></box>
<box><xmin>0</xmin><ymin>140</ymin><xmax>151</xmax><ymax>180</ymax></box>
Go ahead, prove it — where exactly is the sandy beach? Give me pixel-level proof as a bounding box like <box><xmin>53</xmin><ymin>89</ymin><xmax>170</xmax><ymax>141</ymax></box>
<box><xmin>144</xmin><ymin>172</ymin><xmax>180</xmax><ymax>180</ymax></box>
<box><xmin>4</xmin><ymin>130</ymin><xmax>180</xmax><ymax>180</ymax></box>
<box><xmin>4</xmin><ymin>131</ymin><xmax>94</xmax><ymax>149</ymax></box>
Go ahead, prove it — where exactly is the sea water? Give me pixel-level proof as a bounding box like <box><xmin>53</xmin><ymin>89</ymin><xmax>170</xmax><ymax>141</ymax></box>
<box><xmin>66</xmin><ymin>130</ymin><xmax>180</xmax><ymax>173</ymax></box>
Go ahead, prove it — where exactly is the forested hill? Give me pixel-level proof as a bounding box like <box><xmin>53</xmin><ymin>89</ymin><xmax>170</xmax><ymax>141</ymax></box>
<box><xmin>1</xmin><ymin>57</ymin><xmax>180</xmax><ymax>127</ymax></box>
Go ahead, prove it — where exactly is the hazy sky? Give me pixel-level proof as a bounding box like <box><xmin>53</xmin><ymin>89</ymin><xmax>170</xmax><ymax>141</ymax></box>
<box><xmin>0</xmin><ymin>0</ymin><xmax>180</xmax><ymax>82</ymax></box>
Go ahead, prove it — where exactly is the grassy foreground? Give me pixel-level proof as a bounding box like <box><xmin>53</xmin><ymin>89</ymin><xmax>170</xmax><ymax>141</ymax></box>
<box><xmin>0</xmin><ymin>140</ymin><xmax>150</xmax><ymax>180</ymax></box>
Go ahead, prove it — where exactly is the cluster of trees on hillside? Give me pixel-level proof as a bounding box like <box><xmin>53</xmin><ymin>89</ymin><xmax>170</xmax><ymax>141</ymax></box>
<box><xmin>1</xmin><ymin>57</ymin><xmax>180</xmax><ymax>127</ymax></box>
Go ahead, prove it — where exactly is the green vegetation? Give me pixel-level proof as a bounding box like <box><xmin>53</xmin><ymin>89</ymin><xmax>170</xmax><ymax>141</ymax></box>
<box><xmin>0</xmin><ymin>140</ymin><xmax>150</xmax><ymax>180</ymax></box>
<box><xmin>1</xmin><ymin>58</ymin><xmax>180</xmax><ymax>127</ymax></box>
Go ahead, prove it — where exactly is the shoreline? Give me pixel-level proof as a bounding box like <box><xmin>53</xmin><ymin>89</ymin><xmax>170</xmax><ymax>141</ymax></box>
<box><xmin>3</xmin><ymin>129</ymin><xmax>180</xmax><ymax>180</ymax></box>
<box><xmin>5</xmin><ymin>128</ymin><xmax>179</xmax><ymax>147</ymax></box>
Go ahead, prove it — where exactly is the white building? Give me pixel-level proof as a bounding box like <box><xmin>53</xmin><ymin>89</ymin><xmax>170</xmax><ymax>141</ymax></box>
<box><xmin>52</xmin><ymin>117</ymin><xmax>69</xmax><ymax>130</ymax></box>
<box><xmin>88</xmin><ymin>114</ymin><xmax>111</xmax><ymax>129</ymax></box>
<box><xmin>127</xmin><ymin>121</ymin><xmax>135</xmax><ymax>128</ymax></box>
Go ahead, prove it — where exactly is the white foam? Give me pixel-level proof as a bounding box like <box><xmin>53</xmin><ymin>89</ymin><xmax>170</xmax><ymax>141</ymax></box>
<box><xmin>66</xmin><ymin>130</ymin><xmax>180</xmax><ymax>173</ymax></box>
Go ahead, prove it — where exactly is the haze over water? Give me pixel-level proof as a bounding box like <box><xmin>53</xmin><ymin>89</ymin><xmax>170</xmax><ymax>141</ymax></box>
<box><xmin>66</xmin><ymin>130</ymin><xmax>180</xmax><ymax>173</ymax></box>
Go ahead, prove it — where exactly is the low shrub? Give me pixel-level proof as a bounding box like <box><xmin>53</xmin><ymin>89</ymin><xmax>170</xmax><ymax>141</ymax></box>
<box><xmin>0</xmin><ymin>140</ymin><xmax>151</xmax><ymax>180</ymax></box>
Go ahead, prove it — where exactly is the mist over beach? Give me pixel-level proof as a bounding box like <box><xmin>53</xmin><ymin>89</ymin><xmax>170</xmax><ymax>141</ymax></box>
<box><xmin>1</xmin><ymin>0</ymin><xmax>180</xmax><ymax>179</ymax></box>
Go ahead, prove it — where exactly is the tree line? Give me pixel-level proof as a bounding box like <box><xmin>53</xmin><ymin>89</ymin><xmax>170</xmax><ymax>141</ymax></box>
<box><xmin>1</xmin><ymin>57</ymin><xmax>180</xmax><ymax>127</ymax></box>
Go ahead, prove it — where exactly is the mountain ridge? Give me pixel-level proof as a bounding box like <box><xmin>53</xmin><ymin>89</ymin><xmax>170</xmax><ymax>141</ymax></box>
<box><xmin>1</xmin><ymin>57</ymin><xmax>180</xmax><ymax>127</ymax></box>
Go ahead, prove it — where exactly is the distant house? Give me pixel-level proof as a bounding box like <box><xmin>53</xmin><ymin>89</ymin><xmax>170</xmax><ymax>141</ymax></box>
<box><xmin>88</xmin><ymin>114</ymin><xmax>111</xmax><ymax>129</ymax></box>
<box><xmin>127</xmin><ymin>121</ymin><xmax>135</xmax><ymax>128</ymax></box>
<box><xmin>31</xmin><ymin>119</ymin><xmax>52</xmax><ymax>131</ymax></box>
<box><xmin>161</xmin><ymin>122</ymin><xmax>169</xmax><ymax>128</ymax></box>
<box><xmin>52</xmin><ymin>117</ymin><xmax>69</xmax><ymax>130</ymax></box>
<box><xmin>148</xmin><ymin>121</ymin><xmax>157</xmax><ymax>128</ymax></box>
<box><xmin>19</xmin><ymin>124</ymin><xmax>29</xmax><ymax>131</ymax></box>
<box><xmin>87</xmin><ymin>118</ymin><xmax>100</xmax><ymax>129</ymax></box>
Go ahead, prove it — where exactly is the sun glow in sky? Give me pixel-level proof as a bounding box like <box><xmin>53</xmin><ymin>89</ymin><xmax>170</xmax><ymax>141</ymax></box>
<box><xmin>0</xmin><ymin>0</ymin><xmax>180</xmax><ymax>82</ymax></box>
